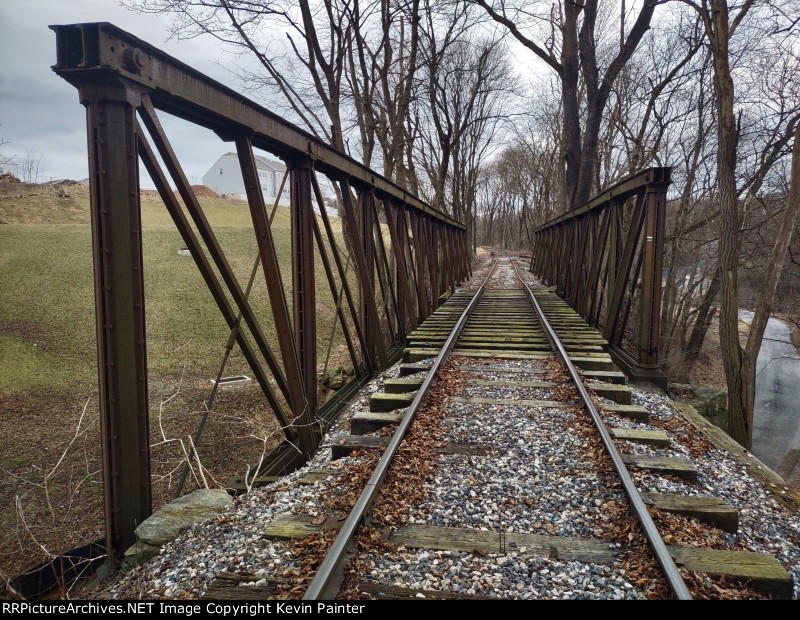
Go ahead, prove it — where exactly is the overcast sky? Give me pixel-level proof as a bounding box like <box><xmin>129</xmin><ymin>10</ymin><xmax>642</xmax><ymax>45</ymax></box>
<box><xmin>0</xmin><ymin>1</ymin><xmax>548</xmax><ymax>188</ymax></box>
<box><xmin>0</xmin><ymin>0</ymin><xmax>256</xmax><ymax>185</ymax></box>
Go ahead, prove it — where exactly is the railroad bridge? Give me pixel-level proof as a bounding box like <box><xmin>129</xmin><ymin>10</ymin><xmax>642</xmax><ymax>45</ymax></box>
<box><xmin>26</xmin><ymin>23</ymin><xmax>796</xmax><ymax>600</ymax></box>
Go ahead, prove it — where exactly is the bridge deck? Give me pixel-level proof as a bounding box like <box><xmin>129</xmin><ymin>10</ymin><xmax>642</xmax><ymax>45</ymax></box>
<box><xmin>101</xmin><ymin>254</ymin><xmax>799</xmax><ymax>601</ymax></box>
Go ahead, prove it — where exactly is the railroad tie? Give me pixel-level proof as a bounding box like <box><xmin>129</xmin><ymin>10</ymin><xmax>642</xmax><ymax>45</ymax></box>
<box><xmin>389</xmin><ymin>524</ymin><xmax>618</xmax><ymax>565</ymax></box>
<box><xmin>601</xmin><ymin>404</ymin><xmax>650</xmax><ymax>421</ymax></box>
<box><xmin>667</xmin><ymin>546</ymin><xmax>793</xmax><ymax>599</ymax></box>
<box><xmin>370</xmin><ymin>392</ymin><xmax>414</xmax><ymax>412</ymax></box>
<box><xmin>620</xmin><ymin>454</ymin><xmax>699</xmax><ymax>480</ymax></box>
<box><xmin>331</xmin><ymin>435</ymin><xmax>487</xmax><ymax>460</ymax></box>
<box><xmin>262</xmin><ymin>516</ymin><xmax>791</xmax><ymax>599</ymax></box>
<box><xmin>608</xmin><ymin>427</ymin><xmax>671</xmax><ymax>447</ymax></box>
<box><xmin>640</xmin><ymin>492</ymin><xmax>739</xmax><ymax>533</ymax></box>
<box><xmin>398</xmin><ymin>362</ymin><xmax>430</xmax><ymax>377</ymax></box>
<box><xmin>587</xmin><ymin>383</ymin><xmax>632</xmax><ymax>404</ymax></box>
<box><xmin>350</xmin><ymin>412</ymin><xmax>404</xmax><ymax>435</ymax></box>
<box><xmin>384</xmin><ymin>377</ymin><xmax>424</xmax><ymax>393</ymax></box>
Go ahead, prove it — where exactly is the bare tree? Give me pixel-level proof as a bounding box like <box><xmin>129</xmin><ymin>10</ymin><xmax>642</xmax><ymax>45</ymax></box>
<box><xmin>345</xmin><ymin>0</ymin><xmax>424</xmax><ymax>187</ymax></box>
<box><xmin>20</xmin><ymin>150</ymin><xmax>45</xmax><ymax>184</ymax></box>
<box><xmin>124</xmin><ymin>0</ymin><xmax>352</xmax><ymax>150</ymax></box>
<box><xmin>677</xmin><ymin>0</ymin><xmax>800</xmax><ymax>447</ymax></box>
<box><xmin>474</xmin><ymin>0</ymin><xmax>661</xmax><ymax>209</ymax></box>
<box><xmin>413</xmin><ymin>18</ymin><xmax>516</xmax><ymax>223</ymax></box>
<box><xmin>474</xmin><ymin>115</ymin><xmax>563</xmax><ymax>250</ymax></box>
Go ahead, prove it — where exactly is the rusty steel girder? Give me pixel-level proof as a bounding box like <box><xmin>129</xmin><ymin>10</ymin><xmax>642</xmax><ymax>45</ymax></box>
<box><xmin>530</xmin><ymin>168</ymin><xmax>671</xmax><ymax>387</ymax></box>
<box><xmin>51</xmin><ymin>22</ymin><xmax>469</xmax><ymax>563</ymax></box>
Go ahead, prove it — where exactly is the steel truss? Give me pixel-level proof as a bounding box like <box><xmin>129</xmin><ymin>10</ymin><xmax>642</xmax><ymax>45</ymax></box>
<box><xmin>51</xmin><ymin>22</ymin><xmax>469</xmax><ymax>563</ymax></box>
<box><xmin>530</xmin><ymin>168</ymin><xmax>671</xmax><ymax>387</ymax></box>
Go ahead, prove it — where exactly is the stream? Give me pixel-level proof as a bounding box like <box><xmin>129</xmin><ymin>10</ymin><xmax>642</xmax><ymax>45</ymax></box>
<box><xmin>739</xmin><ymin>310</ymin><xmax>800</xmax><ymax>478</ymax></box>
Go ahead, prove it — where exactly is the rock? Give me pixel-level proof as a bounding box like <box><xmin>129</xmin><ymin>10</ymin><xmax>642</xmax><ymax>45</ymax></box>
<box><xmin>669</xmin><ymin>383</ymin><xmax>728</xmax><ymax>433</ymax></box>
<box><xmin>321</xmin><ymin>367</ymin><xmax>351</xmax><ymax>390</ymax></box>
<box><xmin>329</xmin><ymin>375</ymin><xmax>346</xmax><ymax>390</ymax></box>
<box><xmin>135</xmin><ymin>488</ymin><xmax>233</xmax><ymax>547</ymax></box>
<box><xmin>123</xmin><ymin>540</ymin><xmax>161</xmax><ymax>568</ymax></box>
<box><xmin>334</xmin><ymin>365</ymin><xmax>354</xmax><ymax>377</ymax></box>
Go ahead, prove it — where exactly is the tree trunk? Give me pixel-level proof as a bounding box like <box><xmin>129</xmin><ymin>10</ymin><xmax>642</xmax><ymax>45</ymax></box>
<box><xmin>574</xmin><ymin>103</ymin><xmax>603</xmax><ymax>207</ymax></box>
<box><xmin>708</xmin><ymin>0</ymin><xmax>748</xmax><ymax>446</ymax></box>
<box><xmin>561</xmin><ymin>2</ymin><xmax>582</xmax><ymax>210</ymax></box>
<box><xmin>677</xmin><ymin>268</ymin><xmax>720</xmax><ymax>382</ymax></box>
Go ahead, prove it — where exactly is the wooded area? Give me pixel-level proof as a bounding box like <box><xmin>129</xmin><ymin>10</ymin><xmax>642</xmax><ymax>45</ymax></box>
<box><xmin>124</xmin><ymin>0</ymin><xmax>800</xmax><ymax>448</ymax></box>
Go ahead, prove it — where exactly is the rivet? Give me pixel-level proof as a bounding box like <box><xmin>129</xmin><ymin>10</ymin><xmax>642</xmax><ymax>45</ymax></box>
<box><xmin>123</xmin><ymin>48</ymin><xmax>147</xmax><ymax>73</ymax></box>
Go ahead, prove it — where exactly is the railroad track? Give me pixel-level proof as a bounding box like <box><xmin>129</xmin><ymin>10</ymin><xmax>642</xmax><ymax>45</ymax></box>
<box><xmin>301</xmin><ymin>255</ymin><xmax>501</xmax><ymax>599</ymax></box>
<box><xmin>224</xmin><ymin>252</ymin><xmax>791</xmax><ymax>601</ymax></box>
<box><xmin>290</xmin><ymin>252</ymin><xmax>793</xmax><ymax>600</ymax></box>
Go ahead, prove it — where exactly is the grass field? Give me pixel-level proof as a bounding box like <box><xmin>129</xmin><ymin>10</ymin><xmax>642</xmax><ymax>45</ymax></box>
<box><xmin>0</xmin><ymin>187</ymin><xmax>353</xmax><ymax>392</ymax></box>
<box><xmin>0</xmin><ymin>184</ymin><xmax>360</xmax><ymax>580</ymax></box>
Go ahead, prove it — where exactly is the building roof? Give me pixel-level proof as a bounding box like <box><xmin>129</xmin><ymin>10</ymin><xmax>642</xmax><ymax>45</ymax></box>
<box><xmin>221</xmin><ymin>152</ymin><xmax>286</xmax><ymax>172</ymax></box>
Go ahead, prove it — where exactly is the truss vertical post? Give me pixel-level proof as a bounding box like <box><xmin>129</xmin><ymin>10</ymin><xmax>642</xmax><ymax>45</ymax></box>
<box><xmin>583</xmin><ymin>208</ymin><xmax>612</xmax><ymax>320</ymax></box>
<box><xmin>360</xmin><ymin>189</ymin><xmax>377</xmax><ymax>363</ymax></box>
<box><xmin>606</xmin><ymin>201</ymin><xmax>620</xmax><ymax>317</ymax></box>
<box><xmin>338</xmin><ymin>182</ymin><xmax>388</xmax><ymax>368</ymax></box>
<box><xmin>236</xmin><ymin>136</ymin><xmax>314</xmax><ymax>458</ymax></box>
<box><xmin>638</xmin><ymin>178</ymin><xmax>668</xmax><ymax>368</ymax></box>
<box><xmin>81</xmin><ymin>80</ymin><xmax>151</xmax><ymax>562</ymax></box>
<box><xmin>291</xmin><ymin>158</ymin><xmax>318</xmax><ymax>455</ymax></box>
<box><xmin>430</xmin><ymin>222</ymin><xmax>441</xmax><ymax>302</ymax></box>
<box><xmin>410</xmin><ymin>211</ymin><xmax>430</xmax><ymax>319</ymax></box>
<box><xmin>603</xmin><ymin>194</ymin><xmax>646</xmax><ymax>346</ymax></box>
<box><xmin>385</xmin><ymin>201</ymin><xmax>416</xmax><ymax>331</ymax></box>
<box><xmin>371</xmin><ymin>200</ymin><xmax>400</xmax><ymax>341</ymax></box>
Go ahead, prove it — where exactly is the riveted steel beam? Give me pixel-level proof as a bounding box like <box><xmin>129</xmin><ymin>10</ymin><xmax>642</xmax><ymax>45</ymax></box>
<box><xmin>81</xmin><ymin>79</ymin><xmax>151</xmax><ymax>562</ymax></box>
<box><xmin>50</xmin><ymin>22</ymin><xmax>469</xmax><ymax>576</ymax></box>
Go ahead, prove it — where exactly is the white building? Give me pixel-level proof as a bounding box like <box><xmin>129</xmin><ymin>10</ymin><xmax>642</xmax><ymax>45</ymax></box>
<box><xmin>202</xmin><ymin>152</ymin><xmax>290</xmax><ymax>206</ymax></box>
<box><xmin>0</xmin><ymin>154</ymin><xmax>19</xmax><ymax>178</ymax></box>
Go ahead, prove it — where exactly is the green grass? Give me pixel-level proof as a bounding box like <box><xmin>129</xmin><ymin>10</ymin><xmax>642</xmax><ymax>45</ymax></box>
<box><xmin>0</xmin><ymin>192</ymin><xmax>352</xmax><ymax>395</ymax></box>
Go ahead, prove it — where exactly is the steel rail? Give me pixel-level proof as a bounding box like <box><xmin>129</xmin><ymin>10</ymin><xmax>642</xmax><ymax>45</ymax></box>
<box><xmin>509</xmin><ymin>257</ymin><xmax>692</xmax><ymax>600</ymax></box>
<box><xmin>303</xmin><ymin>258</ymin><xmax>500</xmax><ymax>600</ymax></box>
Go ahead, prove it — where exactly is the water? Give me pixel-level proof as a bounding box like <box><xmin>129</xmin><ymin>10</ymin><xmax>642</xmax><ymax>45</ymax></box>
<box><xmin>739</xmin><ymin>310</ymin><xmax>800</xmax><ymax>476</ymax></box>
